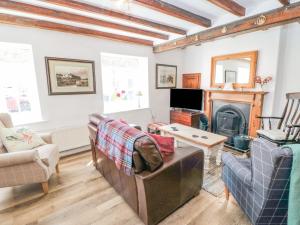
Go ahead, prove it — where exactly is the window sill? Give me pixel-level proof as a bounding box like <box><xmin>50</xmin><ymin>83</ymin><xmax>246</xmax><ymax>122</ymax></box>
<box><xmin>15</xmin><ymin>119</ymin><xmax>49</xmax><ymax>127</ymax></box>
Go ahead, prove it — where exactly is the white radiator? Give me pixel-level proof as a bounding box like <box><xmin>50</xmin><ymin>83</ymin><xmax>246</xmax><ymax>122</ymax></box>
<box><xmin>51</xmin><ymin>126</ymin><xmax>90</xmax><ymax>152</ymax></box>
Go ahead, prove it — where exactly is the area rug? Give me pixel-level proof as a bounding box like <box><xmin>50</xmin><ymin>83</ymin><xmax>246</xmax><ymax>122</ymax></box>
<box><xmin>202</xmin><ymin>148</ymin><xmax>250</xmax><ymax>197</ymax></box>
<box><xmin>202</xmin><ymin>156</ymin><xmax>224</xmax><ymax>197</ymax></box>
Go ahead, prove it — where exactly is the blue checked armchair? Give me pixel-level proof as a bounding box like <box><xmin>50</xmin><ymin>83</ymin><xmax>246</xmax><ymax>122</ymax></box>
<box><xmin>222</xmin><ymin>138</ymin><xmax>293</xmax><ymax>225</ymax></box>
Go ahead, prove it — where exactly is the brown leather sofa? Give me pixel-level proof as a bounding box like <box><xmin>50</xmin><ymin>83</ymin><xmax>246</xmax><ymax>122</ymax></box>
<box><xmin>88</xmin><ymin>114</ymin><xmax>204</xmax><ymax>225</ymax></box>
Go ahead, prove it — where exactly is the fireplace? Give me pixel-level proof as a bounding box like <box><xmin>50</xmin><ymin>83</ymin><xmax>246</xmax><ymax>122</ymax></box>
<box><xmin>212</xmin><ymin>101</ymin><xmax>250</xmax><ymax>146</ymax></box>
<box><xmin>204</xmin><ymin>90</ymin><xmax>267</xmax><ymax>138</ymax></box>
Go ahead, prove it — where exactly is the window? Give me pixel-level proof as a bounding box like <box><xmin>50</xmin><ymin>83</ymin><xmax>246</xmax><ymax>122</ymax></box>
<box><xmin>101</xmin><ymin>53</ymin><xmax>149</xmax><ymax>114</ymax></box>
<box><xmin>0</xmin><ymin>42</ymin><xmax>42</xmax><ymax>125</ymax></box>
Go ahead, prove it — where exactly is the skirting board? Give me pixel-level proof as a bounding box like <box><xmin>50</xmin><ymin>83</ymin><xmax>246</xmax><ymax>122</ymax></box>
<box><xmin>60</xmin><ymin>145</ymin><xmax>91</xmax><ymax>157</ymax></box>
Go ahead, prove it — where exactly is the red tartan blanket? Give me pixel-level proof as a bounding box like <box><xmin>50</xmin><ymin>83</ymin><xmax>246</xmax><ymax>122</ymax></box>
<box><xmin>96</xmin><ymin>118</ymin><xmax>146</xmax><ymax>175</ymax></box>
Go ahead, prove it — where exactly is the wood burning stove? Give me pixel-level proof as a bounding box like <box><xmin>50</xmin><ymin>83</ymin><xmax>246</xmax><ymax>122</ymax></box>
<box><xmin>212</xmin><ymin>101</ymin><xmax>250</xmax><ymax>146</ymax></box>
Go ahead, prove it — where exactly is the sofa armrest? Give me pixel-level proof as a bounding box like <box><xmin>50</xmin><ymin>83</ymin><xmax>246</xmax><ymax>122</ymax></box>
<box><xmin>0</xmin><ymin>150</ymin><xmax>39</xmax><ymax>168</ymax></box>
<box><xmin>38</xmin><ymin>132</ymin><xmax>53</xmax><ymax>144</ymax></box>
<box><xmin>135</xmin><ymin>147</ymin><xmax>204</xmax><ymax>225</ymax></box>
<box><xmin>222</xmin><ymin>152</ymin><xmax>252</xmax><ymax>186</ymax></box>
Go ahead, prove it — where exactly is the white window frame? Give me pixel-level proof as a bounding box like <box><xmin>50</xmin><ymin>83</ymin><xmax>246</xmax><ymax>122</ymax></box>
<box><xmin>100</xmin><ymin>52</ymin><xmax>149</xmax><ymax>114</ymax></box>
<box><xmin>0</xmin><ymin>42</ymin><xmax>42</xmax><ymax>125</ymax></box>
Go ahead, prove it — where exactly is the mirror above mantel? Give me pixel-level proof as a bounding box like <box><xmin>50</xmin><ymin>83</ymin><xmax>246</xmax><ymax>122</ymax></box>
<box><xmin>210</xmin><ymin>51</ymin><xmax>258</xmax><ymax>89</ymax></box>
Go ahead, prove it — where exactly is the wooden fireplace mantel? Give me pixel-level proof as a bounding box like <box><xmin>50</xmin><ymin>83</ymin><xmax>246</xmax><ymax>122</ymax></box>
<box><xmin>204</xmin><ymin>89</ymin><xmax>268</xmax><ymax>137</ymax></box>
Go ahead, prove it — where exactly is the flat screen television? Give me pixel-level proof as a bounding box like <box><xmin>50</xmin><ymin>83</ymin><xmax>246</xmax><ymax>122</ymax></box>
<box><xmin>170</xmin><ymin>88</ymin><xmax>203</xmax><ymax>111</ymax></box>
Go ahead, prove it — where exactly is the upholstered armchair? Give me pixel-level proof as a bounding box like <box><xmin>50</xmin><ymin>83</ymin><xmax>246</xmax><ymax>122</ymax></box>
<box><xmin>222</xmin><ymin>138</ymin><xmax>292</xmax><ymax>225</ymax></box>
<box><xmin>0</xmin><ymin>113</ymin><xmax>60</xmax><ymax>194</ymax></box>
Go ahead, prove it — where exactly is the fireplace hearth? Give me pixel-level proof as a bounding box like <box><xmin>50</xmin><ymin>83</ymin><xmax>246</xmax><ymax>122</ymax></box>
<box><xmin>212</xmin><ymin>101</ymin><xmax>250</xmax><ymax>146</ymax></box>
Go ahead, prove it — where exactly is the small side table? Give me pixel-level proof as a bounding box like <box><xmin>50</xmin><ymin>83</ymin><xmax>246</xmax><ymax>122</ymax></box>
<box><xmin>147</xmin><ymin>122</ymin><xmax>168</xmax><ymax>134</ymax></box>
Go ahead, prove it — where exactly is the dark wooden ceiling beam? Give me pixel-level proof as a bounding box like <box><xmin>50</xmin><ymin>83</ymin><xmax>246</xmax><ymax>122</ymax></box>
<box><xmin>0</xmin><ymin>13</ymin><xmax>153</xmax><ymax>46</ymax></box>
<box><xmin>43</xmin><ymin>0</ymin><xmax>187</xmax><ymax>35</ymax></box>
<box><xmin>133</xmin><ymin>0</ymin><xmax>211</xmax><ymax>27</ymax></box>
<box><xmin>154</xmin><ymin>2</ymin><xmax>300</xmax><ymax>52</ymax></box>
<box><xmin>207</xmin><ymin>0</ymin><xmax>245</xmax><ymax>16</ymax></box>
<box><xmin>0</xmin><ymin>0</ymin><xmax>168</xmax><ymax>40</ymax></box>
<box><xmin>279</xmin><ymin>0</ymin><xmax>290</xmax><ymax>6</ymax></box>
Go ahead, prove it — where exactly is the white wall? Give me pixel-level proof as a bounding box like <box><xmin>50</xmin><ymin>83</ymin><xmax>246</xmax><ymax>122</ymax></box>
<box><xmin>273</xmin><ymin>23</ymin><xmax>300</xmax><ymax>115</ymax></box>
<box><xmin>181</xmin><ymin>27</ymin><xmax>282</xmax><ymax>114</ymax></box>
<box><xmin>0</xmin><ymin>24</ymin><xmax>183</xmax><ymax>151</ymax></box>
<box><xmin>1</xmin><ymin>22</ymin><xmax>299</xmax><ymax>151</ymax></box>
<box><xmin>0</xmin><ymin>24</ymin><xmax>183</xmax><ymax>132</ymax></box>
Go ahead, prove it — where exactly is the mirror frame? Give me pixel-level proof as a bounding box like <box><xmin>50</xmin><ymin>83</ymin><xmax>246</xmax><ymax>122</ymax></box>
<box><xmin>210</xmin><ymin>50</ymin><xmax>258</xmax><ymax>89</ymax></box>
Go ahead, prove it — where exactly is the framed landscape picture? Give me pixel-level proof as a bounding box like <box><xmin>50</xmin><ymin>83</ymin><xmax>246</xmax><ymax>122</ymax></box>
<box><xmin>45</xmin><ymin>57</ymin><xmax>96</xmax><ymax>95</ymax></box>
<box><xmin>156</xmin><ymin>64</ymin><xmax>177</xmax><ymax>89</ymax></box>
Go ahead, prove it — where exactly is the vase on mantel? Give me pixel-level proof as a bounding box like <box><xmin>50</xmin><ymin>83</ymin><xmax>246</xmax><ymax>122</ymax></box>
<box><xmin>255</xmin><ymin>85</ymin><xmax>263</xmax><ymax>92</ymax></box>
<box><xmin>255</xmin><ymin>76</ymin><xmax>272</xmax><ymax>92</ymax></box>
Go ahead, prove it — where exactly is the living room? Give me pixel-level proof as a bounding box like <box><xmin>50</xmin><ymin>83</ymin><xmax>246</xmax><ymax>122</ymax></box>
<box><xmin>0</xmin><ymin>0</ymin><xmax>299</xmax><ymax>225</ymax></box>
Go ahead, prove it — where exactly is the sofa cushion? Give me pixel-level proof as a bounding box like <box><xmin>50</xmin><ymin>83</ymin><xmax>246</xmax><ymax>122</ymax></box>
<box><xmin>132</xmin><ymin>151</ymin><xmax>146</xmax><ymax>173</ymax></box>
<box><xmin>0</xmin><ymin>127</ymin><xmax>46</xmax><ymax>152</ymax></box>
<box><xmin>148</xmin><ymin>133</ymin><xmax>174</xmax><ymax>154</ymax></box>
<box><xmin>134</xmin><ymin>136</ymin><xmax>163</xmax><ymax>172</ymax></box>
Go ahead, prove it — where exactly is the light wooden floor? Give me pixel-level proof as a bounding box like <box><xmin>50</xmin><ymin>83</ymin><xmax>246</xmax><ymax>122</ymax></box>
<box><xmin>0</xmin><ymin>151</ymin><xmax>251</xmax><ymax>225</ymax></box>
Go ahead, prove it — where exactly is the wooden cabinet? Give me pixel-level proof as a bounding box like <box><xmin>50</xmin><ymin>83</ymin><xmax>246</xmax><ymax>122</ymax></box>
<box><xmin>182</xmin><ymin>73</ymin><xmax>201</xmax><ymax>89</ymax></box>
<box><xmin>170</xmin><ymin>110</ymin><xmax>200</xmax><ymax>128</ymax></box>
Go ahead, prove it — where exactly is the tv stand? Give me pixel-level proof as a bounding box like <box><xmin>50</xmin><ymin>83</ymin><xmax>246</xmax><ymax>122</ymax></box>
<box><xmin>170</xmin><ymin>109</ymin><xmax>201</xmax><ymax>128</ymax></box>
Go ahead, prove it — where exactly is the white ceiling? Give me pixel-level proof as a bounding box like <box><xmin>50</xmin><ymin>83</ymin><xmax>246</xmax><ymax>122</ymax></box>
<box><xmin>1</xmin><ymin>0</ymin><xmax>299</xmax><ymax>45</ymax></box>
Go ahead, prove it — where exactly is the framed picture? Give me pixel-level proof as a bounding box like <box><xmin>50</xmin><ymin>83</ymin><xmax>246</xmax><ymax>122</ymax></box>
<box><xmin>156</xmin><ymin>64</ymin><xmax>177</xmax><ymax>89</ymax></box>
<box><xmin>45</xmin><ymin>57</ymin><xmax>96</xmax><ymax>95</ymax></box>
<box><xmin>225</xmin><ymin>70</ymin><xmax>237</xmax><ymax>83</ymax></box>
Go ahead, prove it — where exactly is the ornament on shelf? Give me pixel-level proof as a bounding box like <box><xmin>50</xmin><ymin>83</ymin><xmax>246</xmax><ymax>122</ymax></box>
<box><xmin>255</xmin><ymin>15</ymin><xmax>267</xmax><ymax>26</ymax></box>
<box><xmin>221</xmin><ymin>26</ymin><xmax>227</xmax><ymax>34</ymax></box>
<box><xmin>255</xmin><ymin>75</ymin><xmax>272</xmax><ymax>91</ymax></box>
<box><xmin>223</xmin><ymin>82</ymin><xmax>234</xmax><ymax>91</ymax></box>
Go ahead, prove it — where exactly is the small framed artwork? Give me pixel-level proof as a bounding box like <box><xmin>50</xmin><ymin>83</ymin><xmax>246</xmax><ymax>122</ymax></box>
<box><xmin>45</xmin><ymin>57</ymin><xmax>96</xmax><ymax>95</ymax></box>
<box><xmin>156</xmin><ymin>64</ymin><xmax>177</xmax><ymax>89</ymax></box>
<box><xmin>225</xmin><ymin>70</ymin><xmax>237</xmax><ymax>83</ymax></box>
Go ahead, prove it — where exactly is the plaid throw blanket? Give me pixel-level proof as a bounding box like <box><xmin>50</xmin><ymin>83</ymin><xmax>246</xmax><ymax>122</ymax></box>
<box><xmin>96</xmin><ymin>118</ymin><xmax>146</xmax><ymax>175</ymax></box>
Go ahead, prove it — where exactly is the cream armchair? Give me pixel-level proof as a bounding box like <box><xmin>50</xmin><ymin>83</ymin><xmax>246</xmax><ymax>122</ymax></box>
<box><xmin>0</xmin><ymin>113</ymin><xmax>60</xmax><ymax>194</ymax></box>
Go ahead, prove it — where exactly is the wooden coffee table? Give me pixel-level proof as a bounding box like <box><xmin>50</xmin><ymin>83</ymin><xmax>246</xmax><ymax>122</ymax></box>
<box><xmin>159</xmin><ymin>123</ymin><xmax>227</xmax><ymax>170</ymax></box>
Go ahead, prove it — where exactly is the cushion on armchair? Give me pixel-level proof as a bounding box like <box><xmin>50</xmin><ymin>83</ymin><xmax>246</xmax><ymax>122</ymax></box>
<box><xmin>257</xmin><ymin>129</ymin><xmax>293</xmax><ymax>141</ymax></box>
<box><xmin>0</xmin><ymin>128</ymin><xmax>46</xmax><ymax>152</ymax></box>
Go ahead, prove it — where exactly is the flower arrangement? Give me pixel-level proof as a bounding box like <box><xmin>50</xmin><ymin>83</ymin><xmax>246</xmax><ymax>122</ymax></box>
<box><xmin>255</xmin><ymin>76</ymin><xmax>272</xmax><ymax>90</ymax></box>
